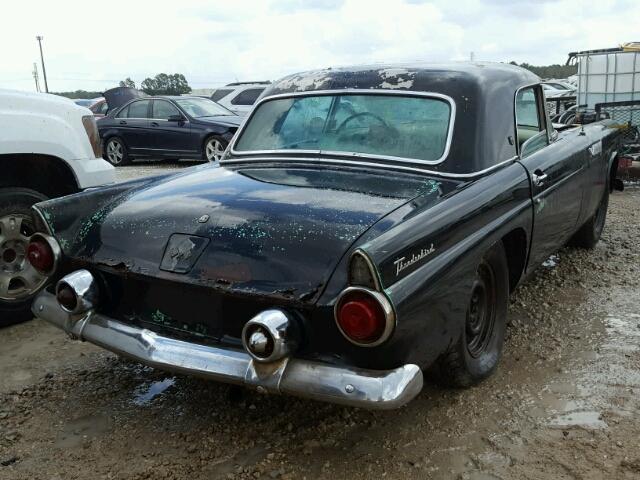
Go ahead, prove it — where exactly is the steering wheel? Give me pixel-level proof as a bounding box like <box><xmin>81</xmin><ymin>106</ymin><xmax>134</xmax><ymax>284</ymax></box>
<box><xmin>336</xmin><ymin>112</ymin><xmax>391</xmax><ymax>133</ymax></box>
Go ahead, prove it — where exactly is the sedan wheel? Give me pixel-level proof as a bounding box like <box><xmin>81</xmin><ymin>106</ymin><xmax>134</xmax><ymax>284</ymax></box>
<box><xmin>105</xmin><ymin>138</ymin><xmax>128</xmax><ymax>166</ymax></box>
<box><xmin>205</xmin><ymin>138</ymin><xmax>227</xmax><ymax>162</ymax></box>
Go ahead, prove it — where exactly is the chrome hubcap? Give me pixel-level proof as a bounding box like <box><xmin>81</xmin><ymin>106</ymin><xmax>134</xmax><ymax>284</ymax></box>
<box><xmin>107</xmin><ymin>140</ymin><xmax>124</xmax><ymax>164</ymax></box>
<box><xmin>206</xmin><ymin>139</ymin><xmax>225</xmax><ymax>162</ymax></box>
<box><xmin>0</xmin><ymin>214</ymin><xmax>46</xmax><ymax>302</ymax></box>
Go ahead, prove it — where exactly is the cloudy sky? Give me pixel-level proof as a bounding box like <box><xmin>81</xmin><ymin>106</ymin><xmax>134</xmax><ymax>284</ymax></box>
<box><xmin>2</xmin><ymin>0</ymin><xmax>638</xmax><ymax>92</ymax></box>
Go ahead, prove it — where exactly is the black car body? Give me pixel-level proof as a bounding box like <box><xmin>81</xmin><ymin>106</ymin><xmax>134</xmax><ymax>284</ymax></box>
<box><xmin>30</xmin><ymin>63</ymin><xmax>621</xmax><ymax>409</ymax></box>
<box><xmin>98</xmin><ymin>95</ymin><xmax>242</xmax><ymax>165</ymax></box>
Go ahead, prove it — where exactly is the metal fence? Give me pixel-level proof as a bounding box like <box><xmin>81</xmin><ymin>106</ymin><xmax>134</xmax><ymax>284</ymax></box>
<box><xmin>595</xmin><ymin>100</ymin><xmax>640</xmax><ymax>147</ymax></box>
<box><xmin>546</xmin><ymin>95</ymin><xmax>576</xmax><ymax>120</ymax></box>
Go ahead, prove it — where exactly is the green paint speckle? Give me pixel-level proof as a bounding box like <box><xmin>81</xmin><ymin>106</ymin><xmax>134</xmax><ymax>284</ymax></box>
<box><xmin>151</xmin><ymin>309</ymin><xmax>172</xmax><ymax>325</ymax></box>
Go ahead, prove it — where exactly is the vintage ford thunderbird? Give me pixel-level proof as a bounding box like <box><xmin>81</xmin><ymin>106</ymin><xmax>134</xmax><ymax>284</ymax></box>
<box><xmin>28</xmin><ymin>63</ymin><xmax>620</xmax><ymax>409</ymax></box>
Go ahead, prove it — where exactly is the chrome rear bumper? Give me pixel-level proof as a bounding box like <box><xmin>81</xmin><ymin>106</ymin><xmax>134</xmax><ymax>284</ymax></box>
<box><xmin>32</xmin><ymin>290</ymin><xmax>423</xmax><ymax>410</ymax></box>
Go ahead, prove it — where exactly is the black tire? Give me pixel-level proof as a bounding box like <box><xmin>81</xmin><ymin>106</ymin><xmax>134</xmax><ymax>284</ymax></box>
<box><xmin>0</xmin><ymin>188</ymin><xmax>48</xmax><ymax>327</ymax></box>
<box><xmin>202</xmin><ymin>136</ymin><xmax>228</xmax><ymax>162</ymax></box>
<box><xmin>569</xmin><ymin>184</ymin><xmax>609</xmax><ymax>249</ymax></box>
<box><xmin>432</xmin><ymin>242</ymin><xmax>509</xmax><ymax>387</ymax></box>
<box><xmin>103</xmin><ymin>136</ymin><xmax>130</xmax><ymax>166</ymax></box>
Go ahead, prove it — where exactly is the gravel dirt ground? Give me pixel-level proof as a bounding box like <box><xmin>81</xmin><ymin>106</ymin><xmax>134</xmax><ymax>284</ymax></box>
<box><xmin>0</xmin><ymin>162</ymin><xmax>639</xmax><ymax>480</ymax></box>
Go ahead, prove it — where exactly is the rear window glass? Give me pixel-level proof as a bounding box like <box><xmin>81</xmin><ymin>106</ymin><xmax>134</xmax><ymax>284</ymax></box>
<box><xmin>231</xmin><ymin>88</ymin><xmax>265</xmax><ymax>106</ymax></box>
<box><xmin>211</xmin><ymin>89</ymin><xmax>233</xmax><ymax>102</ymax></box>
<box><xmin>235</xmin><ymin>93</ymin><xmax>452</xmax><ymax>162</ymax></box>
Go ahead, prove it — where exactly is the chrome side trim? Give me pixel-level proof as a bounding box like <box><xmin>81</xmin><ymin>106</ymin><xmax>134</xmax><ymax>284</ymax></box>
<box><xmin>334</xmin><ymin>286</ymin><xmax>396</xmax><ymax>348</ymax></box>
<box><xmin>349</xmin><ymin>249</ymin><xmax>383</xmax><ymax>291</ymax></box>
<box><xmin>32</xmin><ymin>290</ymin><xmax>422</xmax><ymax>410</ymax></box>
<box><xmin>221</xmin><ymin>156</ymin><xmax>518</xmax><ymax>179</ymax></box>
<box><xmin>226</xmin><ymin>89</ymin><xmax>456</xmax><ymax>166</ymax></box>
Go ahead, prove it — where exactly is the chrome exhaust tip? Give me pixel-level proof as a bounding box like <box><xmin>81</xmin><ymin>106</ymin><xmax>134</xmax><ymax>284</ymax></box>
<box><xmin>242</xmin><ymin>309</ymin><xmax>298</xmax><ymax>363</ymax></box>
<box><xmin>55</xmin><ymin>269</ymin><xmax>99</xmax><ymax>314</ymax></box>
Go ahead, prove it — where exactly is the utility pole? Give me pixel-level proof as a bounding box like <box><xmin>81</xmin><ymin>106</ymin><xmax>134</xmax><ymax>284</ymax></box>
<box><xmin>470</xmin><ymin>51</ymin><xmax>475</xmax><ymax>62</ymax></box>
<box><xmin>32</xmin><ymin>62</ymin><xmax>41</xmax><ymax>92</ymax></box>
<box><xmin>36</xmin><ymin>35</ymin><xmax>49</xmax><ymax>93</ymax></box>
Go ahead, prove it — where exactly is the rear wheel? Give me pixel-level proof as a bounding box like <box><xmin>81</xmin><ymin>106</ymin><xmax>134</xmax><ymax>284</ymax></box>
<box><xmin>203</xmin><ymin>136</ymin><xmax>228</xmax><ymax>163</ymax></box>
<box><xmin>433</xmin><ymin>242</ymin><xmax>509</xmax><ymax>387</ymax></box>
<box><xmin>104</xmin><ymin>137</ymin><xmax>130</xmax><ymax>166</ymax></box>
<box><xmin>570</xmin><ymin>184</ymin><xmax>609</xmax><ymax>249</ymax></box>
<box><xmin>0</xmin><ymin>188</ymin><xmax>49</xmax><ymax>326</ymax></box>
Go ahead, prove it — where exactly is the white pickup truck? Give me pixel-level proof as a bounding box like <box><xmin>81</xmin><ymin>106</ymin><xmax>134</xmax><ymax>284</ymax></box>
<box><xmin>0</xmin><ymin>89</ymin><xmax>116</xmax><ymax>324</ymax></box>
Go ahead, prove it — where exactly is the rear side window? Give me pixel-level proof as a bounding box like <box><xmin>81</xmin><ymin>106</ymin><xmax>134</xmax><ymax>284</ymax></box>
<box><xmin>231</xmin><ymin>88</ymin><xmax>265</xmax><ymax>106</ymax></box>
<box><xmin>115</xmin><ymin>105</ymin><xmax>129</xmax><ymax>118</ymax></box>
<box><xmin>152</xmin><ymin>100</ymin><xmax>180</xmax><ymax>120</ymax></box>
<box><xmin>97</xmin><ymin>102</ymin><xmax>109</xmax><ymax>114</ymax></box>
<box><xmin>211</xmin><ymin>89</ymin><xmax>233</xmax><ymax>102</ymax></box>
<box><xmin>127</xmin><ymin>100</ymin><xmax>150</xmax><ymax>118</ymax></box>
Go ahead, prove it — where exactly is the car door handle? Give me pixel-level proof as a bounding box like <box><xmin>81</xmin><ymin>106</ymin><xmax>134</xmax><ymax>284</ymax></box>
<box><xmin>119</xmin><ymin>120</ymin><xmax>127</xmax><ymax>125</ymax></box>
<box><xmin>151</xmin><ymin>121</ymin><xmax>159</xmax><ymax>127</ymax></box>
<box><xmin>532</xmin><ymin>170</ymin><xmax>548</xmax><ymax>187</ymax></box>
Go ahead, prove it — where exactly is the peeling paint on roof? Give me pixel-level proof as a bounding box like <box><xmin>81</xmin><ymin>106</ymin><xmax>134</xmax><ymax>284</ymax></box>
<box><xmin>274</xmin><ymin>70</ymin><xmax>334</xmax><ymax>92</ymax></box>
<box><xmin>378</xmin><ymin>68</ymin><xmax>416</xmax><ymax>89</ymax></box>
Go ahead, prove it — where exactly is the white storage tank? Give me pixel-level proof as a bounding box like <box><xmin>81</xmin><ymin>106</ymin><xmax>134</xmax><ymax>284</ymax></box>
<box><xmin>576</xmin><ymin>49</ymin><xmax>640</xmax><ymax>108</ymax></box>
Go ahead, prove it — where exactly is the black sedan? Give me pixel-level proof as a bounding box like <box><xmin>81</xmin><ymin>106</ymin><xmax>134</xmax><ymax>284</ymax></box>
<box><xmin>98</xmin><ymin>96</ymin><xmax>242</xmax><ymax>166</ymax></box>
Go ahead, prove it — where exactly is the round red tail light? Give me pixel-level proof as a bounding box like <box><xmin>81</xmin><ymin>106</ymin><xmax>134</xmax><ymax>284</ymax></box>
<box><xmin>27</xmin><ymin>238</ymin><xmax>54</xmax><ymax>273</ymax></box>
<box><xmin>336</xmin><ymin>290</ymin><xmax>391</xmax><ymax>345</ymax></box>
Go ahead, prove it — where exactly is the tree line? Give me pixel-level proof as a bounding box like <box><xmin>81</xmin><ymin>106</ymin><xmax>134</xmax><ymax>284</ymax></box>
<box><xmin>509</xmin><ymin>62</ymin><xmax>578</xmax><ymax>79</ymax></box>
<box><xmin>53</xmin><ymin>63</ymin><xmax>579</xmax><ymax>100</ymax></box>
<box><xmin>52</xmin><ymin>73</ymin><xmax>192</xmax><ymax>99</ymax></box>
<box><xmin>119</xmin><ymin>73</ymin><xmax>192</xmax><ymax>95</ymax></box>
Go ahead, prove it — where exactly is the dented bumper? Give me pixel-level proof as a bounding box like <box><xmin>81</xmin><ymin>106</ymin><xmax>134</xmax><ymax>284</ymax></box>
<box><xmin>32</xmin><ymin>290</ymin><xmax>423</xmax><ymax>410</ymax></box>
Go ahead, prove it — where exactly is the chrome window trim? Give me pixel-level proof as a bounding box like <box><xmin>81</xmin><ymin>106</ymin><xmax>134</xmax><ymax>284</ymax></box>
<box><xmin>221</xmin><ymin>155</ymin><xmax>518</xmax><ymax>179</ymax></box>
<box><xmin>227</xmin><ymin>89</ymin><xmax>456</xmax><ymax>166</ymax></box>
<box><xmin>334</xmin><ymin>286</ymin><xmax>396</xmax><ymax>348</ymax></box>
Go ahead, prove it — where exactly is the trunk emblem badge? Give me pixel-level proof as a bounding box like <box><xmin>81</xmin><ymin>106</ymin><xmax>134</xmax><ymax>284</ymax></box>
<box><xmin>198</xmin><ymin>215</ymin><xmax>210</xmax><ymax>223</ymax></box>
<box><xmin>160</xmin><ymin>234</ymin><xmax>210</xmax><ymax>274</ymax></box>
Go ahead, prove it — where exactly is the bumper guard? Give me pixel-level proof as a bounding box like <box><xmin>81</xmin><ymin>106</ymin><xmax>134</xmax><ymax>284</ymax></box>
<box><xmin>32</xmin><ymin>290</ymin><xmax>423</xmax><ymax>410</ymax></box>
